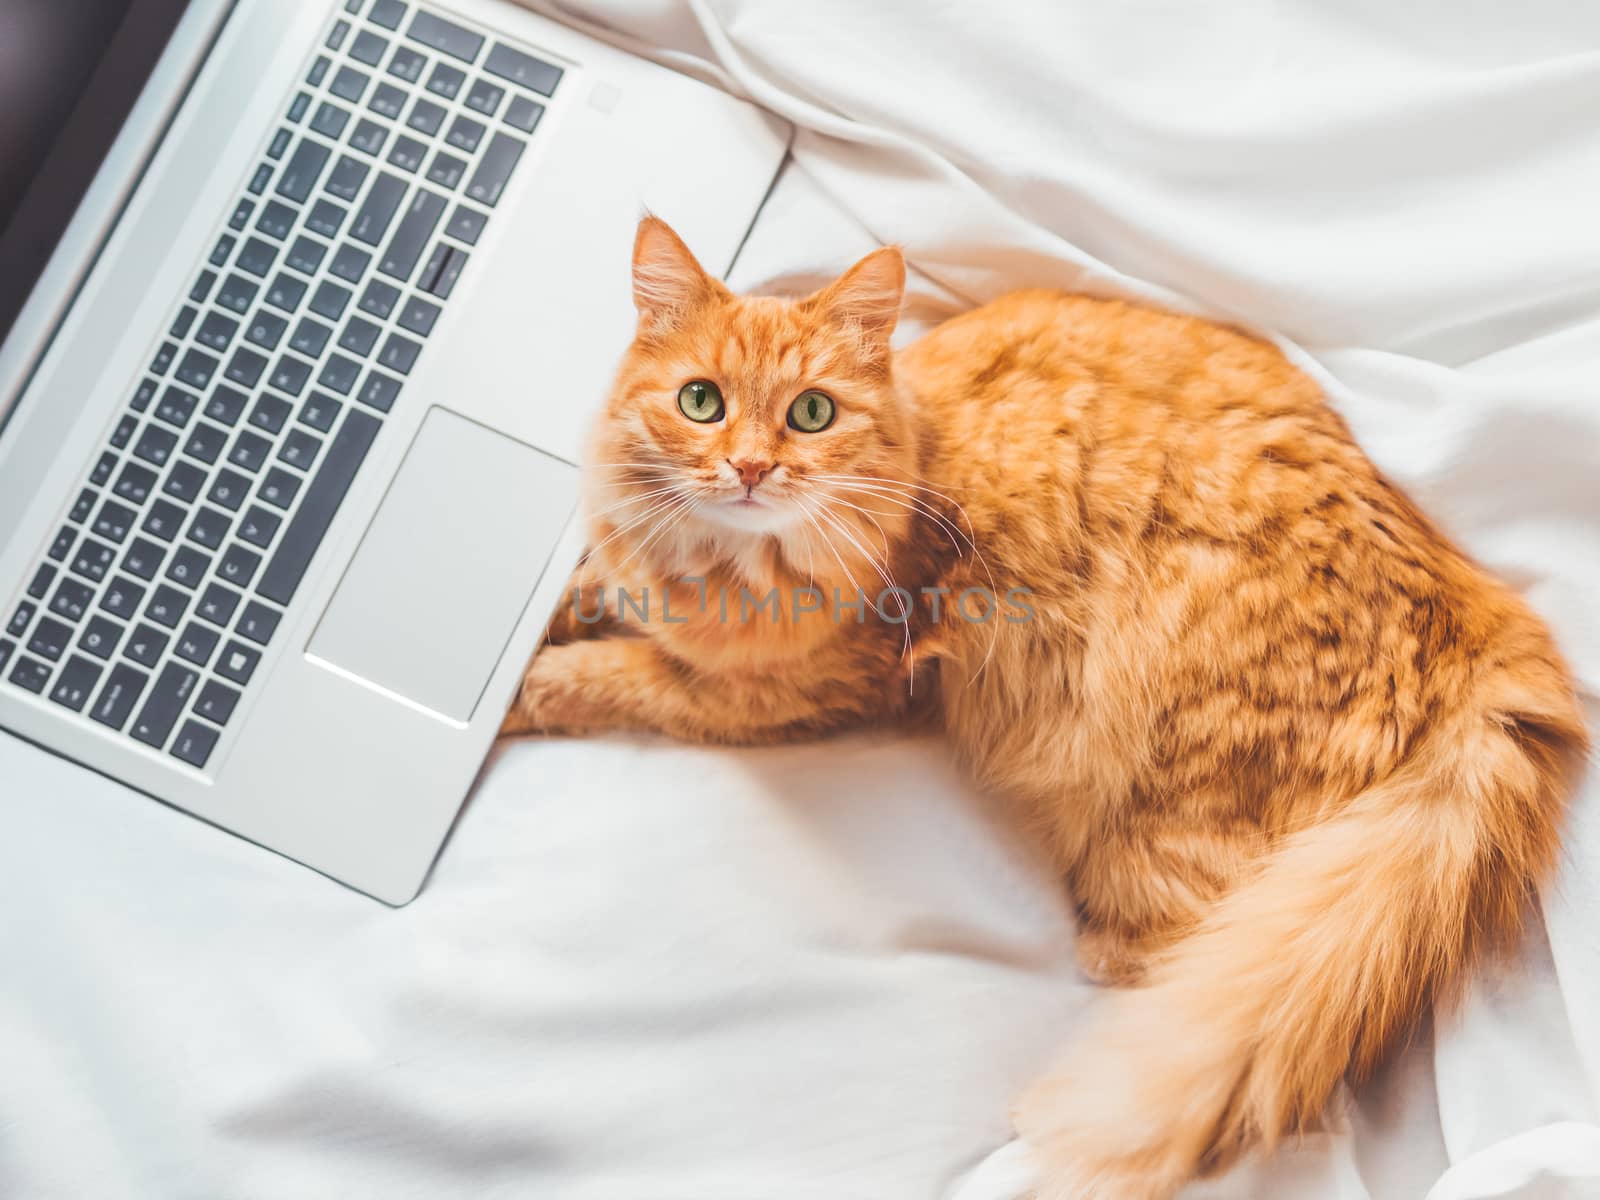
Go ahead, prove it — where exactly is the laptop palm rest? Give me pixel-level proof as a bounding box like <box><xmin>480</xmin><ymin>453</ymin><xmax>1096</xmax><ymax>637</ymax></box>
<box><xmin>307</xmin><ymin>407</ymin><xmax>576</xmax><ymax>724</ymax></box>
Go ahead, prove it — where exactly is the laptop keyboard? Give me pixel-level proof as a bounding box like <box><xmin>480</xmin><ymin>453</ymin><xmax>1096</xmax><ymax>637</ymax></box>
<box><xmin>0</xmin><ymin>0</ymin><xmax>560</xmax><ymax>771</ymax></box>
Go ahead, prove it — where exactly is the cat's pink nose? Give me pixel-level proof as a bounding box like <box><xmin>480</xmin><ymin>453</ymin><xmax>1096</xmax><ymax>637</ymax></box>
<box><xmin>730</xmin><ymin>459</ymin><xmax>773</xmax><ymax>488</ymax></box>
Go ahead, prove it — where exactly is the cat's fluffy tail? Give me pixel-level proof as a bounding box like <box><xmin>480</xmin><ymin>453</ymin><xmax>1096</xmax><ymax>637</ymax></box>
<box><xmin>1016</xmin><ymin>663</ymin><xmax>1588</xmax><ymax>1200</ymax></box>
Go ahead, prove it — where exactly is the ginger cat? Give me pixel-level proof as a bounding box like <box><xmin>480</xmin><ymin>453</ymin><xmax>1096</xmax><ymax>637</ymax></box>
<box><xmin>502</xmin><ymin>217</ymin><xmax>1588</xmax><ymax>1199</ymax></box>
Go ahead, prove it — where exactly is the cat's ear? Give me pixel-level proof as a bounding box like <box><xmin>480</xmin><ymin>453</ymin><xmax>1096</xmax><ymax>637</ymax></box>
<box><xmin>809</xmin><ymin>246</ymin><xmax>905</xmax><ymax>345</ymax></box>
<box><xmin>632</xmin><ymin>216</ymin><xmax>720</xmax><ymax>334</ymax></box>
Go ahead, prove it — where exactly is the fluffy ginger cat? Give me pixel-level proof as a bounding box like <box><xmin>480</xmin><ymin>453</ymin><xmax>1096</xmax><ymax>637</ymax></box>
<box><xmin>502</xmin><ymin>217</ymin><xmax>1588</xmax><ymax>1199</ymax></box>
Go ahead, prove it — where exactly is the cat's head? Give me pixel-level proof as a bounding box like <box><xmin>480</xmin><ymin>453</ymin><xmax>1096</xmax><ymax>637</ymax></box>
<box><xmin>585</xmin><ymin>217</ymin><xmax>913</xmax><ymax>577</ymax></box>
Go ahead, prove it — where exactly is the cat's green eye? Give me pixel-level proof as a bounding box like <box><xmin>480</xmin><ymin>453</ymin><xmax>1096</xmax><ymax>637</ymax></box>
<box><xmin>677</xmin><ymin>380</ymin><xmax>725</xmax><ymax>423</ymax></box>
<box><xmin>788</xmin><ymin>389</ymin><xmax>835</xmax><ymax>433</ymax></box>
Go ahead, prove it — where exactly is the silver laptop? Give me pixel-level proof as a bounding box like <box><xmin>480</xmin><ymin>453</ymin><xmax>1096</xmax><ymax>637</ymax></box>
<box><xmin>0</xmin><ymin>0</ymin><xmax>788</xmax><ymax>903</ymax></box>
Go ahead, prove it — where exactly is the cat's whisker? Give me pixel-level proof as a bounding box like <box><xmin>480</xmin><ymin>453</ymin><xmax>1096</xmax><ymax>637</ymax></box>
<box><xmin>817</xmin><ymin>490</ymin><xmax>894</xmax><ymax>563</ymax></box>
<box><xmin>607</xmin><ymin>492</ymin><xmax>701</xmax><ymax>576</ymax></box>
<box><xmin>584</xmin><ymin>490</ymin><xmax>695</xmax><ymax>567</ymax></box>
<box><xmin>583</xmin><ymin>483</ymin><xmax>688</xmax><ymax>522</ymax></box>
<box><xmin>796</xmin><ymin>497</ymin><xmax>863</xmax><ymax>604</ymax></box>
<box><xmin>808</xmin><ymin>497</ymin><xmax>915</xmax><ymax>684</ymax></box>
<box><xmin>812</xmin><ymin>473</ymin><xmax>980</xmax><ymax>543</ymax></box>
<box><xmin>811</xmin><ymin>476</ymin><xmax>975</xmax><ymax>556</ymax></box>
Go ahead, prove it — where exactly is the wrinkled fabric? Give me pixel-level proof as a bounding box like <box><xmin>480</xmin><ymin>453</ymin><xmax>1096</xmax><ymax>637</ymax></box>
<box><xmin>4</xmin><ymin>2</ymin><xmax>1599</xmax><ymax>1198</ymax></box>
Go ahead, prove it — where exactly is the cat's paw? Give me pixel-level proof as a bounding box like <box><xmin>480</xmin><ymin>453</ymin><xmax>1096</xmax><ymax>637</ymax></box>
<box><xmin>1073</xmin><ymin>926</ymin><xmax>1149</xmax><ymax>986</ymax></box>
<box><xmin>498</xmin><ymin>645</ymin><xmax>590</xmax><ymax>737</ymax></box>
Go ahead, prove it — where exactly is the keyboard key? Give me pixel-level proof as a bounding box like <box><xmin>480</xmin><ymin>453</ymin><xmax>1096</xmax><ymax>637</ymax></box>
<box><xmin>6</xmin><ymin>602</ymin><xmax>32</xmax><ymax>638</ymax></box>
<box><xmin>350</xmin><ymin>29</ymin><xmax>388</xmax><ymax>65</ymax></box>
<box><xmin>329</xmin><ymin>244</ymin><xmax>371</xmax><ymax>283</ymax></box>
<box><xmin>465</xmin><ymin>131</ymin><xmax>524</xmax><ymax>206</ymax></box>
<box><xmin>228</xmin><ymin>200</ymin><xmax>254</xmax><ymax>231</ymax></box>
<box><xmin>238</xmin><ymin>505</ymin><xmax>282</xmax><ymax>548</ymax></box>
<box><xmin>287</xmin><ymin>91</ymin><xmax>312</xmax><ymax>123</ymax></box>
<box><xmin>224</xmin><ymin>346</ymin><xmax>269</xmax><ymax>388</ymax></box>
<box><xmin>154</xmin><ymin>386</ymin><xmax>198</xmax><ymax>429</ymax></box>
<box><xmin>151</xmin><ymin>341</ymin><xmax>179</xmax><ymax>375</ymax></box>
<box><xmin>119</xmin><ymin>539</ymin><xmax>163</xmax><ymax>583</ymax></box>
<box><xmin>465</xmin><ymin>78</ymin><xmax>504</xmax><ymax>116</ymax></box>
<box><xmin>0</xmin><ymin>638</ymin><xmax>13</xmax><ymax>676</ymax></box>
<box><xmin>236</xmin><ymin>600</ymin><xmax>281</xmax><ymax>645</ymax></box>
<box><xmin>309</xmin><ymin>279</ymin><xmax>352</xmax><ymax>321</ymax></box>
<box><xmin>70</xmin><ymin>487</ymin><xmax>98</xmax><ymax>523</ymax></box>
<box><xmin>48</xmin><ymin>525</ymin><xmax>76</xmax><ymax>561</ymax></box>
<box><xmin>217</xmin><ymin>640</ymin><xmax>261</xmax><ymax>685</ymax></box>
<box><xmin>397</xmin><ymin>295</ymin><xmax>440</xmax><ymax>336</ymax></box>
<box><xmin>218</xmin><ymin>544</ymin><xmax>263</xmax><ymax>588</ymax></box>
<box><xmin>26</xmin><ymin>564</ymin><xmax>57</xmax><ymax>601</ymax></box>
<box><xmin>271</xmin><ymin>356</ymin><xmax>313</xmax><ymax>396</ymax></box>
<box><xmin>409</xmin><ymin>12</ymin><xmax>484</xmax><ymax>63</ymax></box>
<box><xmin>29</xmin><ymin>616</ymin><xmax>74</xmax><ymax>660</ymax></box>
<box><xmin>133</xmin><ymin>425</ymin><xmax>179</xmax><ymax>467</ymax></box>
<box><xmin>183</xmin><ymin>421</ymin><xmax>229</xmax><ymax>465</ymax></box>
<box><xmin>101</xmin><ymin>576</ymin><xmax>147</xmax><ymax>619</ymax></box>
<box><xmin>311</xmin><ymin>100</ymin><xmax>350</xmax><ymax>139</ymax></box>
<box><xmin>378</xmin><ymin>332</ymin><xmax>421</xmax><ymax>375</ymax></box>
<box><xmin>326</xmin><ymin>18</ymin><xmax>351</xmax><ymax>51</ymax></box>
<box><xmin>318</xmin><ymin>354</ymin><xmax>361</xmax><ymax>394</ymax></box>
<box><xmin>387</xmin><ymin>134</ymin><xmax>426</xmax><ymax>173</ymax></box>
<box><xmin>175</xmin><ymin>621</ymin><xmax>220</xmax><ymax>667</ymax></box>
<box><xmin>131</xmin><ymin>378</ymin><xmax>160</xmax><ymax>413</ymax></box>
<box><xmin>406</xmin><ymin>97</ymin><xmax>446</xmax><ymax>135</ymax></box>
<box><xmin>269</xmin><ymin>128</ymin><xmax>292</xmax><ymax>161</ymax></box>
<box><xmin>196</xmin><ymin>311</ymin><xmax>238</xmax><ymax>352</ymax></box>
<box><xmin>349</xmin><ymin>117</ymin><xmax>388</xmax><ymax>156</ymax></box>
<box><xmin>247</xmin><ymin>164</ymin><xmax>272</xmax><ymax>195</ymax></box>
<box><xmin>216</xmin><ymin>273</ymin><xmax>258</xmax><ymax>314</ymax></box>
<box><xmin>174</xmin><ymin>348</ymin><xmax>219</xmax><ymax>390</ymax></box>
<box><xmin>130</xmin><ymin>662</ymin><xmax>199</xmax><ymax>748</ymax></box>
<box><xmin>351</xmin><ymin>172</ymin><xmax>406</xmax><ymax>244</ymax></box>
<box><xmin>236</xmin><ymin>237</ymin><xmax>277</xmax><ymax>278</ymax></box>
<box><xmin>245</xmin><ymin>388</ymin><xmax>289</xmax><ymax>433</ymax></box>
<box><xmin>286</xmin><ymin>235</ymin><xmax>328</xmax><ymax>276</ymax></box>
<box><xmin>425</xmin><ymin>150</ymin><xmax>466</xmax><ymax>190</ymax></box>
<box><xmin>124</xmin><ymin>623</ymin><xmax>167</xmax><ymax>668</ymax></box>
<box><xmin>142</xmin><ymin>497</ymin><xmax>186</xmax><ymax>541</ymax></box>
<box><xmin>289</xmin><ymin>316</ymin><xmax>333</xmax><ymax>358</ymax></box>
<box><xmin>299</xmin><ymin>392</ymin><xmax>342</xmax><ymax>432</ymax></box>
<box><xmin>258</xmin><ymin>467</ymin><xmax>302</xmax><ymax>509</ymax></box>
<box><xmin>9</xmin><ymin>655</ymin><xmax>51</xmax><ymax>694</ymax></box>
<box><xmin>257</xmin><ymin>408</ymin><xmax>380</xmax><ymax>605</ymax></box>
<box><xmin>339</xmin><ymin>316</ymin><xmax>382</xmax><ymax>356</ymax></box>
<box><xmin>70</xmin><ymin>539</ymin><xmax>114</xmax><ymax>583</ymax></box>
<box><xmin>207</xmin><ymin>468</ymin><xmax>252</xmax><ymax>511</ymax></box>
<box><xmin>228</xmin><ymin>430</ymin><xmax>273</xmax><ymax>473</ymax></box>
<box><xmin>170</xmin><ymin>305</ymin><xmax>199</xmax><ymax>339</ymax></box>
<box><xmin>110</xmin><ymin>416</ymin><xmax>137</xmax><ymax>450</ymax></box>
<box><xmin>370</xmin><ymin>0</ymin><xmax>406</xmax><ymax>30</ymax></box>
<box><xmin>197</xmin><ymin>582</ymin><xmax>242</xmax><ymax>626</ymax></box>
<box><xmin>144</xmin><ymin>583</ymin><xmax>189</xmax><ymax>628</ymax></box>
<box><xmin>49</xmin><ymin>655</ymin><xmax>102</xmax><ymax>712</ymax></box>
<box><xmin>79</xmin><ymin>615</ymin><xmax>122</xmax><ymax>660</ymax></box>
<box><xmin>503</xmin><ymin>94</ymin><xmax>543</xmax><ymax>133</ymax></box>
<box><xmin>277</xmin><ymin>138</ymin><xmax>331</xmax><ymax>203</ymax></box>
<box><xmin>170</xmin><ymin>719</ymin><xmax>220</xmax><ymax>769</ymax></box>
<box><xmin>330</xmin><ymin>65</ymin><xmax>371</xmax><ymax>104</ymax></box>
<box><xmin>445</xmin><ymin>114</ymin><xmax>485</xmax><ymax>153</ymax></box>
<box><xmin>265</xmin><ymin>272</ymin><xmax>309</xmax><ymax>313</ymax></box>
<box><xmin>194</xmin><ymin>678</ymin><xmax>241</xmax><ymax>725</ymax></box>
<box><xmin>166</xmin><ymin>544</ymin><xmax>211</xmax><ymax>589</ymax></box>
<box><xmin>445</xmin><ymin>205</ymin><xmax>485</xmax><ymax>244</ymax></box>
<box><xmin>379</xmin><ymin>189</ymin><xmax>445</xmax><ymax>281</ymax></box>
<box><xmin>325</xmin><ymin>154</ymin><xmax>369</xmax><ymax>202</ymax></box>
<box><xmin>211</xmin><ymin>235</ymin><xmax>237</xmax><ymax>267</ymax></box>
<box><xmin>191</xmin><ymin>269</ymin><xmax>218</xmax><ymax>301</ymax></box>
<box><xmin>205</xmin><ymin>384</ymin><xmax>250</xmax><ymax>426</ymax></box>
<box><xmin>256</xmin><ymin>199</ymin><xmax>297</xmax><ymax>240</ymax></box>
<box><xmin>92</xmin><ymin>500</ymin><xmax>137</xmax><ymax>543</ymax></box>
<box><xmin>355</xmin><ymin>370</ymin><xmax>401</xmax><ymax>413</ymax></box>
<box><xmin>279</xmin><ymin>428</ymin><xmax>322</xmax><ymax>471</ymax></box>
<box><xmin>50</xmin><ymin>578</ymin><xmax>94</xmax><ymax>621</ymax></box>
<box><xmin>187</xmin><ymin>507</ymin><xmax>232</xmax><ymax>551</ymax></box>
<box><xmin>484</xmin><ymin>43</ymin><xmax>562</xmax><ymax>95</ymax></box>
<box><xmin>306</xmin><ymin>198</ymin><xmax>347</xmax><ymax>239</ymax></box>
<box><xmin>388</xmin><ymin>44</ymin><xmax>426</xmax><ymax>84</ymax></box>
<box><xmin>358</xmin><ymin>278</ymin><xmax>400</xmax><ymax>318</ymax></box>
<box><xmin>89</xmin><ymin>661</ymin><xmax>148</xmax><ymax>730</ymax></box>
<box><xmin>369</xmin><ymin>80</ymin><xmax>407</xmax><ymax>119</ymax></box>
<box><xmin>163</xmin><ymin>460</ymin><xmax>207</xmax><ymax>503</ymax></box>
<box><xmin>426</xmin><ymin>62</ymin><xmax>465</xmax><ymax>99</ymax></box>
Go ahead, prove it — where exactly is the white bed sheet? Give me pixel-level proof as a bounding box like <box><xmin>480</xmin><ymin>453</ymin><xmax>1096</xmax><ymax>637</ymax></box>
<box><xmin>5</xmin><ymin>2</ymin><xmax>1600</xmax><ymax>1198</ymax></box>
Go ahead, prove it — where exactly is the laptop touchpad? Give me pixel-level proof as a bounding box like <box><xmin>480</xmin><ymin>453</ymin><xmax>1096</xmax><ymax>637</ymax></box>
<box><xmin>308</xmin><ymin>407</ymin><xmax>576</xmax><ymax>723</ymax></box>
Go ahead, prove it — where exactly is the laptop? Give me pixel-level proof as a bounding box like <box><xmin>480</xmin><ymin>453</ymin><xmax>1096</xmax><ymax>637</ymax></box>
<box><xmin>0</xmin><ymin>0</ymin><xmax>788</xmax><ymax>903</ymax></box>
